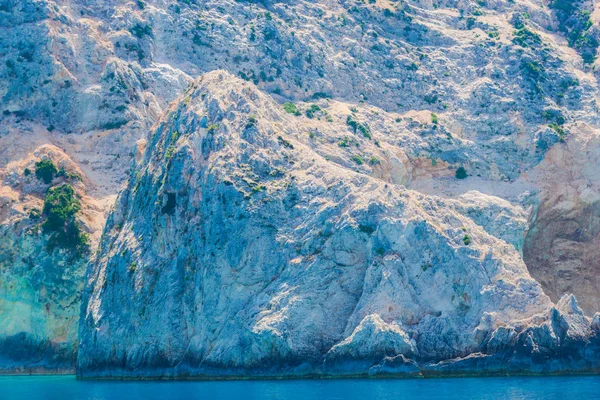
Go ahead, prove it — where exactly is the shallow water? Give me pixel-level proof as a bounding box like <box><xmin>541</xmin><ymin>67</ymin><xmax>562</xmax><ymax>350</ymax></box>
<box><xmin>1</xmin><ymin>375</ymin><xmax>599</xmax><ymax>400</ymax></box>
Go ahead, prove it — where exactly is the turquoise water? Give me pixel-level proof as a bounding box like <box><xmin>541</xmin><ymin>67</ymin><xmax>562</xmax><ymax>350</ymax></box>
<box><xmin>1</xmin><ymin>375</ymin><xmax>599</xmax><ymax>400</ymax></box>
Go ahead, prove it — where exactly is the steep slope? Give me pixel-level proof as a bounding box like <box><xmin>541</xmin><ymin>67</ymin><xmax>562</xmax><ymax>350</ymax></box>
<box><xmin>0</xmin><ymin>145</ymin><xmax>102</xmax><ymax>373</ymax></box>
<box><xmin>2</xmin><ymin>0</ymin><xmax>600</xmax><ymax>374</ymax></box>
<box><xmin>78</xmin><ymin>71</ymin><xmax>600</xmax><ymax>378</ymax></box>
<box><xmin>522</xmin><ymin>132</ymin><xmax>600</xmax><ymax>314</ymax></box>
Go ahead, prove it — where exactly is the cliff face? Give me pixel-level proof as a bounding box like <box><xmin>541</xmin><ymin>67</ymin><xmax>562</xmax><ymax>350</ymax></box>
<box><xmin>0</xmin><ymin>145</ymin><xmax>101</xmax><ymax>373</ymax></box>
<box><xmin>1</xmin><ymin>0</ymin><xmax>600</xmax><ymax>376</ymax></box>
<box><xmin>522</xmin><ymin>133</ymin><xmax>600</xmax><ymax>314</ymax></box>
<box><xmin>78</xmin><ymin>71</ymin><xmax>600</xmax><ymax>378</ymax></box>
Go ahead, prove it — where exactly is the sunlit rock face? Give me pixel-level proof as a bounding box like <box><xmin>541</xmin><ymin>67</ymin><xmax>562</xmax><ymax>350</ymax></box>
<box><xmin>2</xmin><ymin>0</ymin><xmax>600</xmax><ymax>375</ymax></box>
<box><xmin>0</xmin><ymin>146</ymin><xmax>98</xmax><ymax>373</ymax></box>
<box><xmin>77</xmin><ymin>72</ymin><xmax>600</xmax><ymax>378</ymax></box>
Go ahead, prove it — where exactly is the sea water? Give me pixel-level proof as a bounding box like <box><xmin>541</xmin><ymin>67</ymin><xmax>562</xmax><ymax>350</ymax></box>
<box><xmin>0</xmin><ymin>375</ymin><xmax>599</xmax><ymax>400</ymax></box>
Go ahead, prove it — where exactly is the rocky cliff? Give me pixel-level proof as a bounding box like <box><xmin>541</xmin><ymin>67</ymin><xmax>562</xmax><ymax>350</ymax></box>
<box><xmin>78</xmin><ymin>71</ymin><xmax>600</xmax><ymax>378</ymax></box>
<box><xmin>0</xmin><ymin>145</ymin><xmax>102</xmax><ymax>373</ymax></box>
<box><xmin>1</xmin><ymin>0</ymin><xmax>600</xmax><ymax>376</ymax></box>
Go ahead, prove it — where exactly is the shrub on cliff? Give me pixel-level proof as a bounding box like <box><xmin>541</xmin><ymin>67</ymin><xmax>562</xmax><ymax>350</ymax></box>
<box><xmin>42</xmin><ymin>184</ymin><xmax>88</xmax><ymax>255</ymax></box>
<box><xmin>346</xmin><ymin>116</ymin><xmax>371</xmax><ymax>139</ymax></box>
<box><xmin>35</xmin><ymin>159</ymin><xmax>57</xmax><ymax>184</ymax></box>
<box><xmin>305</xmin><ymin>104</ymin><xmax>321</xmax><ymax>119</ymax></box>
<box><xmin>463</xmin><ymin>235</ymin><xmax>472</xmax><ymax>245</ymax></box>
<box><xmin>283</xmin><ymin>102</ymin><xmax>301</xmax><ymax>116</ymax></box>
<box><xmin>456</xmin><ymin>167</ymin><xmax>468</xmax><ymax>179</ymax></box>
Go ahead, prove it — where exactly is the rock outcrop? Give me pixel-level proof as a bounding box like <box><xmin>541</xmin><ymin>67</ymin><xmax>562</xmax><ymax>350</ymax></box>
<box><xmin>1</xmin><ymin>0</ymin><xmax>600</xmax><ymax>376</ymax></box>
<box><xmin>0</xmin><ymin>145</ymin><xmax>101</xmax><ymax>373</ymax></box>
<box><xmin>77</xmin><ymin>72</ymin><xmax>600</xmax><ymax>378</ymax></box>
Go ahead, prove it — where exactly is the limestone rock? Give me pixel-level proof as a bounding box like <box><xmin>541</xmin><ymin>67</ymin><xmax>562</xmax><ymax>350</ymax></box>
<box><xmin>1</xmin><ymin>0</ymin><xmax>600</xmax><ymax>376</ymax></box>
<box><xmin>78</xmin><ymin>72</ymin><xmax>600</xmax><ymax>378</ymax></box>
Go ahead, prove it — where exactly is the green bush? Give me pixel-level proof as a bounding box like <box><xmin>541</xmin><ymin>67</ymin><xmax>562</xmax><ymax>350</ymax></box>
<box><xmin>338</xmin><ymin>136</ymin><xmax>351</xmax><ymax>147</ymax></box>
<box><xmin>283</xmin><ymin>102</ymin><xmax>301</xmax><ymax>116</ymax></box>
<box><xmin>431</xmin><ymin>113</ymin><xmax>438</xmax><ymax>124</ymax></box>
<box><xmin>130</xmin><ymin>24</ymin><xmax>153</xmax><ymax>39</ymax></box>
<box><xmin>42</xmin><ymin>184</ymin><xmax>88</xmax><ymax>255</ymax></box>
<box><xmin>305</xmin><ymin>104</ymin><xmax>321</xmax><ymax>119</ymax></box>
<box><xmin>277</xmin><ymin>136</ymin><xmax>294</xmax><ymax>149</ymax></box>
<box><xmin>512</xmin><ymin>28</ymin><xmax>542</xmax><ymax>48</ymax></box>
<box><xmin>351</xmin><ymin>155</ymin><xmax>364</xmax><ymax>165</ymax></box>
<box><xmin>549</xmin><ymin>123</ymin><xmax>567</xmax><ymax>142</ymax></box>
<box><xmin>463</xmin><ymin>235</ymin><xmax>472</xmax><ymax>245</ymax></box>
<box><xmin>35</xmin><ymin>159</ymin><xmax>58</xmax><ymax>184</ymax></box>
<box><xmin>549</xmin><ymin>0</ymin><xmax>598</xmax><ymax>64</ymax></box>
<box><xmin>466</xmin><ymin>17</ymin><xmax>476</xmax><ymax>30</ymax></box>
<box><xmin>455</xmin><ymin>167</ymin><xmax>468</xmax><ymax>179</ymax></box>
<box><xmin>43</xmin><ymin>184</ymin><xmax>80</xmax><ymax>231</ymax></box>
<box><xmin>246</xmin><ymin>114</ymin><xmax>258</xmax><ymax>129</ymax></box>
<box><xmin>56</xmin><ymin>167</ymin><xmax>81</xmax><ymax>181</ymax></box>
<box><xmin>346</xmin><ymin>116</ymin><xmax>371</xmax><ymax>139</ymax></box>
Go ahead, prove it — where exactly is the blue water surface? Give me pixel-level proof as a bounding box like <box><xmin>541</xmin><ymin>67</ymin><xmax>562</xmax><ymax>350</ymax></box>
<box><xmin>0</xmin><ymin>375</ymin><xmax>599</xmax><ymax>400</ymax></box>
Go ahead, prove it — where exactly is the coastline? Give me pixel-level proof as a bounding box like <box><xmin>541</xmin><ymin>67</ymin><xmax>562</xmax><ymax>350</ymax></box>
<box><xmin>73</xmin><ymin>369</ymin><xmax>600</xmax><ymax>381</ymax></box>
<box><xmin>2</xmin><ymin>370</ymin><xmax>599</xmax><ymax>381</ymax></box>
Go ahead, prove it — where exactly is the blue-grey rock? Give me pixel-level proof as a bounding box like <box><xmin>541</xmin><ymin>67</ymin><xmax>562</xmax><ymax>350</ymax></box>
<box><xmin>77</xmin><ymin>71</ymin><xmax>600</xmax><ymax>378</ymax></box>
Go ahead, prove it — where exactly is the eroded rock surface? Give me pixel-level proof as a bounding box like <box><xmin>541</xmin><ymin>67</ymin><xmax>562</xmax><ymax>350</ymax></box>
<box><xmin>1</xmin><ymin>0</ymin><xmax>600</xmax><ymax>375</ymax></box>
<box><xmin>0</xmin><ymin>146</ymin><xmax>101</xmax><ymax>373</ymax></box>
<box><xmin>78</xmin><ymin>72</ymin><xmax>600</xmax><ymax>378</ymax></box>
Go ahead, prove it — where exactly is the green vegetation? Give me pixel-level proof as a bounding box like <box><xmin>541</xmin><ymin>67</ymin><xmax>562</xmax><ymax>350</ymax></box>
<box><xmin>277</xmin><ymin>136</ymin><xmax>294</xmax><ymax>149</ymax></box>
<box><xmin>101</xmin><ymin>120</ymin><xmax>128</xmax><ymax>130</ymax></box>
<box><xmin>312</xmin><ymin>92</ymin><xmax>331</xmax><ymax>100</ymax></box>
<box><xmin>207</xmin><ymin>123</ymin><xmax>219</xmax><ymax>133</ymax></box>
<box><xmin>463</xmin><ymin>235</ymin><xmax>472</xmax><ymax>245</ymax></box>
<box><xmin>431</xmin><ymin>113</ymin><xmax>438</xmax><ymax>124</ymax></box>
<box><xmin>35</xmin><ymin>159</ymin><xmax>58</xmax><ymax>184</ymax></box>
<box><xmin>542</xmin><ymin>109</ymin><xmax>566</xmax><ymax>125</ymax></box>
<box><xmin>487</xmin><ymin>30</ymin><xmax>499</xmax><ymax>39</ymax></box>
<box><xmin>521</xmin><ymin>60</ymin><xmax>544</xmax><ymax>81</ymax></box>
<box><xmin>24</xmin><ymin>168</ymin><xmax>31</xmax><ymax>177</ymax></box>
<box><xmin>424</xmin><ymin>93</ymin><xmax>438</xmax><ymax>104</ymax></box>
<box><xmin>57</xmin><ymin>167</ymin><xmax>81</xmax><ymax>181</ymax></box>
<box><xmin>305</xmin><ymin>104</ymin><xmax>321</xmax><ymax>119</ymax></box>
<box><xmin>42</xmin><ymin>184</ymin><xmax>88</xmax><ymax>255</ymax></box>
<box><xmin>549</xmin><ymin>123</ymin><xmax>567</xmax><ymax>142</ymax></box>
<box><xmin>246</xmin><ymin>114</ymin><xmax>258</xmax><ymax>129</ymax></box>
<box><xmin>346</xmin><ymin>116</ymin><xmax>371</xmax><ymax>139</ymax></box>
<box><xmin>455</xmin><ymin>167</ymin><xmax>468</xmax><ymax>179</ymax></box>
<box><xmin>351</xmin><ymin>154</ymin><xmax>364</xmax><ymax>165</ymax></box>
<box><xmin>466</xmin><ymin>17</ymin><xmax>476</xmax><ymax>30</ymax></box>
<box><xmin>129</xmin><ymin>261</ymin><xmax>137</xmax><ymax>273</ymax></box>
<box><xmin>130</xmin><ymin>24</ymin><xmax>153</xmax><ymax>39</ymax></box>
<box><xmin>359</xmin><ymin>224</ymin><xmax>375</xmax><ymax>234</ymax></box>
<box><xmin>165</xmin><ymin>145</ymin><xmax>176</xmax><ymax>160</ymax></box>
<box><xmin>549</xmin><ymin>0</ymin><xmax>598</xmax><ymax>64</ymax></box>
<box><xmin>512</xmin><ymin>28</ymin><xmax>542</xmax><ymax>48</ymax></box>
<box><xmin>29</xmin><ymin>209</ymin><xmax>41</xmax><ymax>220</ymax></box>
<box><xmin>43</xmin><ymin>184</ymin><xmax>80</xmax><ymax>232</ymax></box>
<box><xmin>338</xmin><ymin>136</ymin><xmax>352</xmax><ymax>147</ymax></box>
<box><xmin>283</xmin><ymin>102</ymin><xmax>301</xmax><ymax>116</ymax></box>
